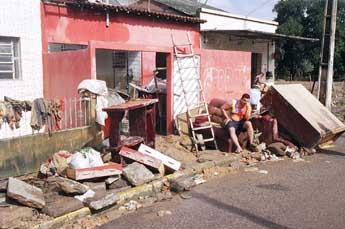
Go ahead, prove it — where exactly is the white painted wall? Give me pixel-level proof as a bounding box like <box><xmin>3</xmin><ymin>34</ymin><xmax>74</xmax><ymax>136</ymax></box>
<box><xmin>200</xmin><ymin>8</ymin><xmax>278</xmax><ymax>33</ymax></box>
<box><xmin>96</xmin><ymin>50</ymin><xmax>142</xmax><ymax>90</ymax></box>
<box><xmin>128</xmin><ymin>51</ymin><xmax>141</xmax><ymax>82</ymax></box>
<box><xmin>199</xmin><ymin>8</ymin><xmax>277</xmax><ymax>80</ymax></box>
<box><xmin>0</xmin><ymin>0</ymin><xmax>43</xmax><ymax>100</ymax></box>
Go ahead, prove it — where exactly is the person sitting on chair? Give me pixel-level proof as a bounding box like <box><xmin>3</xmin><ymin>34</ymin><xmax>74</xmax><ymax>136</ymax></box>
<box><xmin>221</xmin><ymin>93</ymin><xmax>257</xmax><ymax>153</ymax></box>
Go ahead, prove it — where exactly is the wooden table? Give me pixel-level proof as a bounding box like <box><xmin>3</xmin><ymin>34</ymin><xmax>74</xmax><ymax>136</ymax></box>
<box><xmin>103</xmin><ymin>99</ymin><xmax>158</xmax><ymax>153</ymax></box>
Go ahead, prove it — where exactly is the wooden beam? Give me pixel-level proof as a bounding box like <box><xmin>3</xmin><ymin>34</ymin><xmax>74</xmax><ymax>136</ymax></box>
<box><xmin>67</xmin><ymin>163</ymin><xmax>123</xmax><ymax>180</ymax></box>
<box><xmin>138</xmin><ymin>144</ymin><xmax>181</xmax><ymax>171</ymax></box>
<box><xmin>119</xmin><ymin>146</ymin><xmax>165</xmax><ymax>175</ymax></box>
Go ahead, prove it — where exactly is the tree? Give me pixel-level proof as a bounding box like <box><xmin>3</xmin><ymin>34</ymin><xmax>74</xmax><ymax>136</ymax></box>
<box><xmin>273</xmin><ymin>0</ymin><xmax>345</xmax><ymax>80</ymax></box>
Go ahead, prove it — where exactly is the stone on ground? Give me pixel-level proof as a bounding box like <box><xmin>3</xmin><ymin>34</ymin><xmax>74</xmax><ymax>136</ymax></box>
<box><xmin>170</xmin><ymin>175</ymin><xmax>196</xmax><ymax>193</ymax></box>
<box><xmin>7</xmin><ymin>177</ymin><xmax>46</xmax><ymax>209</ymax></box>
<box><xmin>87</xmin><ymin>192</ymin><xmax>119</xmax><ymax>211</ymax></box>
<box><xmin>42</xmin><ymin>194</ymin><xmax>84</xmax><ymax>217</ymax></box>
<box><xmin>157</xmin><ymin>210</ymin><xmax>172</xmax><ymax>217</ymax></box>
<box><xmin>0</xmin><ymin>204</ymin><xmax>34</xmax><ymax>228</ymax></box>
<box><xmin>57</xmin><ymin>177</ymin><xmax>89</xmax><ymax>194</ymax></box>
<box><xmin>107</xmin><ymin>177</ymin><xmax>131</xmax><ymax>190</ymax></box>
<box><xmin>105</xmin><ymin>176</ymin><xmax>120</xmax><ymax>185</ymax></box>
<box><xmin>230</xmin><ymin>160</ymin><xmax>245</xmax><ymax>170</ymax></box>
<box><xmin>123</xmin><ymin>162</ymin><xmax>155</xmax><ymax>186</ymax></box>
<box><xmin>197</xmin><ymin>150</ymin><xmax>226</xmax><ymax>163</ymax></box>
<box><xmin>83</xmin><ymin>182</ymin><xmax>106</xmax><ymax>193</ymax></box>
<box><xmin>0</xmin><ymin>179</ymin><xmax>8</xmax><ymax>192</ymax></box>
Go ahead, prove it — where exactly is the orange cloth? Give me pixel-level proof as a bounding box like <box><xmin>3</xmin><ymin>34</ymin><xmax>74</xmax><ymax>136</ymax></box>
<box><xmin>231</xmin><ymin>100</ymin><xmax>247</xmax><ymax>120</ymax></box>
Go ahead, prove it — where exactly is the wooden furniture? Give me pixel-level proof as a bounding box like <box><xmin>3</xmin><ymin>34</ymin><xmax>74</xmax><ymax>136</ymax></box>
<box><xmin>103</xmin><ymin>99</ymin><xmax>158</xmax><ymax>154</ymax></box>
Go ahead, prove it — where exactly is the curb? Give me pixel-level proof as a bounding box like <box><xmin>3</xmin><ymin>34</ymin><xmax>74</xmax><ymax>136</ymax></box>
<box><xmin>33</xmin><ymin>155</ymin><xmax>241</xmax><ymax>228</ymax></box>
<box><xmin>32</xmin><ymin>207</ymin><xmax>91</xmax><ymax>229</ymax></box>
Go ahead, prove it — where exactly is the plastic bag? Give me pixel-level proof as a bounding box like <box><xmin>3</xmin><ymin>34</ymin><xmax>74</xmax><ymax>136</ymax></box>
<box><xmin>80</xmin><ymin>147</ymin><xmax>104</xmax><ymax>167</ymax></box>
<box><xmin>68</xmin><ymin>151</ymin><xmax>90</xmax><ymax>169</ymax></box>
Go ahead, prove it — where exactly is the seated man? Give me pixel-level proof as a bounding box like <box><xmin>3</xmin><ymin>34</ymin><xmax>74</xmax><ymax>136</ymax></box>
<box><xmin>221</xmin><ymin>93</ymin><xmax>256</xmax><ymax>153</ymax></box>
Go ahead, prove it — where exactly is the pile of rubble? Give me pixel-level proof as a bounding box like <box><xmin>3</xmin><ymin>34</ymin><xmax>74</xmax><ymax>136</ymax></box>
<box><xmin>0</xmin><ymin>143</ymin><xmax>182</xmax><ymax>228</ymax></box>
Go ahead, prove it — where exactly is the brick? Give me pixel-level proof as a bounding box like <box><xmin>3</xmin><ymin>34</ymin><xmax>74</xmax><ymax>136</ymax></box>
<box><xmin>7</xmin><ymin>177</ymin><xmax>45</xmax><ymax>209</ymax></box>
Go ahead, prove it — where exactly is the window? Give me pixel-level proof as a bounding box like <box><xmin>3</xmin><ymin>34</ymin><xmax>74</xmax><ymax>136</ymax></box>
<box><xmin>0</xmin><ymin>37</ymin><xmax>21</xmax><ymax>80</ymax></box>
<box><xmin>48</xmin><ymin>43</ymin><xmax>87</xmax><ymax>53</ymax></box>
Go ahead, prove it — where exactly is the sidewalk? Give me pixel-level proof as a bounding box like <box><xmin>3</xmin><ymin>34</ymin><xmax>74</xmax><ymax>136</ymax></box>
<box><xmin>0</xmin><ymin>135</ymin><xmax>312</xmax><ymax>229</ymax></box>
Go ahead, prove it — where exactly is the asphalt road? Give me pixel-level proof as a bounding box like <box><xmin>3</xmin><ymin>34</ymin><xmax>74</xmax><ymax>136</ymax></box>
<box><xmin>101</xmin><ymin>135</ymin><xmax>345</xmax><ymax>229</ymax></box>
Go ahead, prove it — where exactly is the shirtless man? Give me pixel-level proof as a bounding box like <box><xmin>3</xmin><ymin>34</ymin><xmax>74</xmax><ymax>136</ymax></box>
<box><xmin>221</xmin><ymin>93</ymin><xmax>256</xmax><ymax>153</ymax></box>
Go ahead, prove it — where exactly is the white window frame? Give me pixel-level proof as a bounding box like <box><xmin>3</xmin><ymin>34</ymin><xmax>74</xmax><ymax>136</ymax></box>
<box><xmin>0</xmin><ymin>37</ymin><xmax>21</xmax><ymax>80</ymax></box>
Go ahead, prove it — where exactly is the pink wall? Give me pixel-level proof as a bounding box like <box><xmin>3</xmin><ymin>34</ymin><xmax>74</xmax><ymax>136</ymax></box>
<box><xmin>43</xmin><ymin>49</ymin><xmax>91</xmax><ymax>99</ymax></box>
<box><xmin>41</xmin><ymin>3</ymin><xmax>200</xmax><ymax>53</ymax></box>
<box><xmin>141</xmin><ymin>52</ymin><xmax>156</xmax><ymax>86</ymax></box>
<box><xmin>199</xmin><ymin>49</ymin><xmax>251</xmax><ymax>103</ymax></box>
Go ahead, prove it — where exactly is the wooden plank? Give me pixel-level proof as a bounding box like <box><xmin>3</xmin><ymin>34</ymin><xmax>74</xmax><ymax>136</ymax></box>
<box><xmin>67</xmin><ymin>163</ymin><xmax>123</xmax><ymax>181</ymax></box>
<box><xmin>138</xmin><ymin>144</ymin><xmax>181</xmax><ymax>171</ymax></box>
<box><xmin>103</xmin><ymin>99</ymin><xmax>158</xmax><ymax>112</ymax></box>
<box><xmin>119</xmin><ymin>146</ymin><xmax>165</xmax><ymax>175</ymax></box>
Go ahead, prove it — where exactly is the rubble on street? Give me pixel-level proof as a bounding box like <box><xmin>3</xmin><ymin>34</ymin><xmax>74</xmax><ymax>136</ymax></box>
<box><xmin>2</xmin><ymin>0</ymin><xmax>345</xmax><ymax>226</ymax></box>
<box><xmin>7</xmin><ymin>177</ymin><xmax>46</xmax><ymax>209</ymax></box>
<box><xmin>42</xmin><ymin>195</ymin><xmax>84</xmax><ymax>217</ymax></box>
<box><xmin>123</xmin><ymin>162</ymin><xmax>156</xmax><ymax>186</ymax></box>
<box><xmin>0</xmin><ymin>117</ymin><xmax>335</xmax><ymax>228</ymax></box>
<box><xmin>57</xmin><ymin>177</ymin><xmax>90</xmax><ymax>194</ymax></box>
<box><xmin>86</xmin><ymin>192</ymin><xmax>119</xmax><ymax>211</ymax></box>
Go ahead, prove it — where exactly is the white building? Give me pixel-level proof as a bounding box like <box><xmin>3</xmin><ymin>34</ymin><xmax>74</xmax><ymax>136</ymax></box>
<box><xmin>0</xmin><ymin>0</ymin><xmax>43</xmax><ymax>139</ymax></box>
<box><xmin>199</xmin><ymin>8</ymin><xmax>278</xmax><ymax>85</ymax></box>
<box><xmin>0</xmin><ymin>0</ymin><xmax>43</xmax><ymax>100</ymax></box>
<box><xmin>199</xmin><ymin>8</ymin><xmax>316</xmax><ymax>86</ymax></box>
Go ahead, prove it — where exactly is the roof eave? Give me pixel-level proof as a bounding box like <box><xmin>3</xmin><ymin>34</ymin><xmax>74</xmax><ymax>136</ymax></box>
<box><xmin>202</xmin><ymin>29</ymin><xmax>319</xmax><ymax>42</ymax></box>
<box><xmin>44</xmin><ymin>0</ymin><xmax>206</xmax><ymax>24</ymax></box>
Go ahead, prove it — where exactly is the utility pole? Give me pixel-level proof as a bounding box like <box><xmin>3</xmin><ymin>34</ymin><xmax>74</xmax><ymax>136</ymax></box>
<box><xmin>317</xmin><ymin>0</ymin><xmax>338</xmax><ymax>110</ymax></box>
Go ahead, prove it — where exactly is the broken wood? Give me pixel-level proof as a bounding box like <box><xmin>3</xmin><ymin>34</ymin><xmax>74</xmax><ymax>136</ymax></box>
<box><xmin>119</xmin><ymin>146</ymin><xmax>165</xmax><ymax>175</ymax></box>
<box><xmin>138</xmin><ymin>144</ymin><xmax>181</xmax><ymax>171</ymax></box>
<box><xmin>67</xmin><ymin>163</ymin><xmax>123</xmax><ymax>181</ymax></box>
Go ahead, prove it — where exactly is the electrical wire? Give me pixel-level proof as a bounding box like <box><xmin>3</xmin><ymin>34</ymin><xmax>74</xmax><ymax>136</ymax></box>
<box><xmin>245</xmin><ymin>0</ymin><xmax>275</xmax><ymax>17</ymax></box>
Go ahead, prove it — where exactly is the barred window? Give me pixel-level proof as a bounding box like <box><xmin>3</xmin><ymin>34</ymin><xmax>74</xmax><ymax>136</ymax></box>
<box><xmin>0</xmin><ymin>37</ymin><xmax>21</xmax><ymax>80</ymax></box>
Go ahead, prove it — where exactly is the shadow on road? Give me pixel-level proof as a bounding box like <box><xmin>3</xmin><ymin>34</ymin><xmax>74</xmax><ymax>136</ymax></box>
<box><xmin>192</xmin><ymin>192</ymin><xmax>288</xmax><ymax>229</ymax></box>
<box><xmin>317</xmin><ymin>148</ymin><xmax>345</xmax><ymax>157</ymax></box>
<box><xmin>256</xmin><ymin>184</ymin><xmax>290</xmax><ymax>191</ymax></box>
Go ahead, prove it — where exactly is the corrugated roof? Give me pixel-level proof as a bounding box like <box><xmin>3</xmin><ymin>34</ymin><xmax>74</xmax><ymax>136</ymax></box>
<box><xmin>154</xmin><ymin>0</ymin><xmax>224</xmax><ymax>16</ymax></box>
<box><xmin>47</xmin><ymin>0</ymin><xmax>206</xmax><ymax>23</ymax></box>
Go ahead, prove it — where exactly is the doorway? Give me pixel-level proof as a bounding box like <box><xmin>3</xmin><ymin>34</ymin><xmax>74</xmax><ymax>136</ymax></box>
<box><xmin>251</xmin><ymin>53</ymin><xmax>262</xmax><ymax>87</ymax></box>
<box><xmin>155</xmin><ymin>52</ymin><xmax>168</xmax><ymax>134</ymax></box>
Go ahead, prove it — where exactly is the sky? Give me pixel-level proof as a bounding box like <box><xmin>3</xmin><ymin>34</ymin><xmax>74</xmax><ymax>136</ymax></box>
<box><xmin>206</xmin><ymin>0</ymin><xmax>279</xmax><ymax>21</ymax></box>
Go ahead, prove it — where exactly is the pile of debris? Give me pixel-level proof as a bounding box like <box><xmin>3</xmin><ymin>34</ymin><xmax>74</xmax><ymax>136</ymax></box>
<box><xmin>0</xmin><ymin>143</ymin><xmax>181</xmax><ymax>226</ymax></box>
